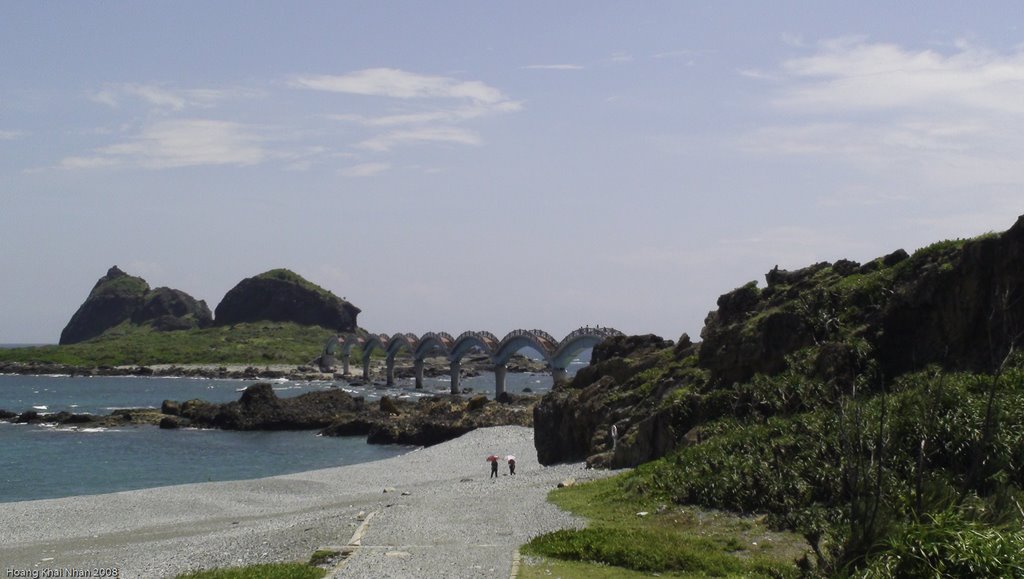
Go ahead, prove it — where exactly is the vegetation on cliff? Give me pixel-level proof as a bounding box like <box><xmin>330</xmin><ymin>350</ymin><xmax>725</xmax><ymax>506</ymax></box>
<box><xmin>531</xmin><ymin>216</ymin><xmax>1024</xmax><ymax>576</ymax></box>
<box><xmin>214</xmin><ymin>268</ymin><xmax>360</xmax><ymax>330</ymax></box>
<box><xmin>59</xmin><ymin>266</ymin><xmax>212</xmax><ymax>344</ymax></box>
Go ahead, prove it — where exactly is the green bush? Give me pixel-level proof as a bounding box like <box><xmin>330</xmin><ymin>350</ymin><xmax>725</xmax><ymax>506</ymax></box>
<box><xmin>858</xmin><ymin>510</ymin><xmax>1024</xmax><ymax>578</ymax></box>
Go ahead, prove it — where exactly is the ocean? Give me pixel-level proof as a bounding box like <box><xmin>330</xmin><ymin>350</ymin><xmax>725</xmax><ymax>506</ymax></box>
<box><xmin>0</xmin><ymin>359</ymin><xmax>576</xmax><ymax>503</ymax></box>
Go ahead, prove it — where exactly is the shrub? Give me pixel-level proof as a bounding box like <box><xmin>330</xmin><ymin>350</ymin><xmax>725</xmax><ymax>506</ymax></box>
<box><xmin>857</xmin><ymin>510</ymin><xmax>1024</xmax><ymax>578</ymax></box>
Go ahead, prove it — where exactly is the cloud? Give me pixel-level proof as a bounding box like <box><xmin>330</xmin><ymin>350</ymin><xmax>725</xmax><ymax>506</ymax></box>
<box><xmin>740</xmin><ymin>38</ymin><xmax>1024</xmax><ymax>194</ymax></box>
<box><xmin>774</xmin><ymin>37</ymin><xmax>1024</xmax><ymax>114</ymax></box>
<box><xmin>90</xmin><ymin>83</ymin><xmax>253</xmax><ymax>111</ymax></box>
<box><xmin>357</xmin><ymin>127</ymin><xmax>481</xmax><ymax>152</ymax></box>
<box><xmin>521</xmin><ymin>64</ymin><xmax>585</xmax><ymax>70</ymax></box>
<box><xmin>292</xmin><ymin>68</ymin><xmax>507</xmax><ymax>103</ymax></box>
<box><xmin>0</xmin><ymin>130</ymin><xmax>26</xmax><ymax>140</ymax></box>
<box><xmin>57</xmin><ymin>156</ymin><xmax>120</xmax><ymax>170</ymax></box>
<box><xmin>295</xmin><ymin>68</ymin><xmax>519</xmax><ymax>153</ymax></box>
<box><xmin>339</xmin><ymin>162</ymin><xmax>391</xmax><ymax>177</ymax></box>
<box><xmin>62</xmin><ymin>119</ymin><xmax>266</xmax><ymax>169</ymax></box>
<box><xmin>328</xmin><ymin>100</ymin><xmax>522</xmax><ymax>128</ymax></box>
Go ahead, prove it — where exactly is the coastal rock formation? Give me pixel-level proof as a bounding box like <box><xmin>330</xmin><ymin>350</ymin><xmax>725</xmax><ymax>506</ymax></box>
<box><xmin>60</xmin><ymin>266</ymin><xmax>149</xmax><ymax>344</ymax></box>
<box><xmin>59</xmin><ymin>266</ymin><xmax>212</xmax><ymax>344</ymax></box>
<box><xmin>174</xmin><ymin>382</ymin><xmax>365</xmax><ymax>430</ymax></box>
<box><xmin>321</xmin><ymin>393</ymin><xmax>535</xmax><ymax>447</ymax></box>
<box><xmin>213</xmin><ymin>269</ymin><xmax>360</xmax><ymax>331</ymax></box>
<box><xmin>155</xmin><ymin>383</ymin><xmax>536</xmax><ymax>446</ymax></box>
<box><xmin>534</xmin><ymin>214</ymin><xmax>1024</xmax><ymax>467</ymax></box>
<box><xmin>131</xmin><ymin>287</ymin><xmax>213</xmax><ymax>331</ymax></box>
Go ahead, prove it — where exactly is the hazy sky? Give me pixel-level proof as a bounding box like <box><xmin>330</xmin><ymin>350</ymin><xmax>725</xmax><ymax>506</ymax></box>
<box><xmin>2</xmin><ymin>2</ymin><xmax>1023</xmax><ymax>343</ymax></box>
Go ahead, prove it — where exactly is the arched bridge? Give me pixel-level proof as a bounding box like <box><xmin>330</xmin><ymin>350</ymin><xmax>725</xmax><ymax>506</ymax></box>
<box><xmin>321</xmin><ymin>326</ymin><xmax>623</xmax><ymax>397</ymax></box>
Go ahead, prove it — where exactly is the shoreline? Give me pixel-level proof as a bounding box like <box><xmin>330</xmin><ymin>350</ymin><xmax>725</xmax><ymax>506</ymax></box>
<box><xmin>0</xmin><ymin>426</ymin><xmax>616</xmax><ymax>579</ymax></box>
<box><xmin>0</xmin><ymin>354</ymin><xmax>549</xmax><ymax>383</ymax></box>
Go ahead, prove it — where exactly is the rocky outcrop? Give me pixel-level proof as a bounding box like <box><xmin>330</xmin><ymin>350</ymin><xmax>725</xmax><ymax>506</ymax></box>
<box><xmin>214</xmin><ymin>269</ymin><xmax>359</xmax><ymax>331</ymax></box>
<box><xmin>59</xmin><ymin>266</ymin><xmax>211</xmax><ymax>344</ymax></box>
<box><xmin>132</xmin><ymin>287</ymin><xmax>212</xmax><ymax>331</ymax></box>
<box><xmin>173</xmin><ymin>382</ymin><xmax>365</xmax><ymax>430</ymax></box>
<box><xmin>321</xmin><ymin>393</ymin><xmax>535</xmax><ymax>447</ymax></box>
<box><xmin>60</xmin><ymin>267</ymin><xmax>150</xmax><ymax>344</ymax></box>
<box><xmin>534</xmin><ymin>215</ymin><xmax>1024</xmax><ymax>467</ymax></box>
<box><xmin>160</xmin><ymin>383</ymin><xmax>536</xmax><ymax>446</ymax></box>
<box><xmin>534</xmin><ymin>334</ymin><xmax>685</xmax><ymax>467</ymax></box>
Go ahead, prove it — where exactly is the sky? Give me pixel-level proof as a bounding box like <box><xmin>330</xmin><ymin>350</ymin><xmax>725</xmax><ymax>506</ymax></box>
<box><xmin>2</xmin><ymin>2</ymin><xmax>1023</xmax><ymax>344</ymax></box>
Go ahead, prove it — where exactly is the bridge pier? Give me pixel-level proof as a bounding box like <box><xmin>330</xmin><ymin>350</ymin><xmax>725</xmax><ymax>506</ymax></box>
<box><xmin>414</xmin><ymin>359</ymin><xmax>424</xmax><ymax>389</ymax></box>
<box><xmin>386</xmin><ymin>357</ymin><xmax>395</xmax><ymax>386</ymax></box>
<box><xmin>552</xmin><ymin>367</ymin><xmax>569</xmax><ymax>385</ymax></box>
<box><xmin>342</xmin><ymin>354</ymin><xmax>350</xmax><ymax>376</ymax></box>
<box><xmin>450</xmin><ymin>360</ymin><xmax>461</xmax><ymax>395</ymax></box>
<box><xmin>494</xmin><ymin>363</ymin><xmax>507</xmax><ymax>398</ymax></box>
<box><xmin>362</xmin><ymin>357</ymin><xmax>371</xmax><ymax>381</ymax></box>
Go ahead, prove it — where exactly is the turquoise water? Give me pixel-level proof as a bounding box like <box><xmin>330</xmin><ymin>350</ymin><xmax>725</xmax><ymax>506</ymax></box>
<box><xmin>0</xmin><ymin>358</ymin><xmax>581</xmax><ymax>503</ymax></box>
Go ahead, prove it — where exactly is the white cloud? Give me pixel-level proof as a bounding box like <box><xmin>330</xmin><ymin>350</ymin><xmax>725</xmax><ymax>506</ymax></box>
<box><xmin>90</xmin><ymin>83</ymin><xmax>252</xmax><ymax>111</ymax></box>
<box><xmin>292</xmin><ymin>68</ymin><xmax>506</xmax><ymax>103</ymax></box>
<box><xmin>328</xmin><ymin>101</ymin><xmax>521</xmax><ymax>128</ymax></box>
<box><xmin>521</xmin><ymin>64</ymin><xmax>584</xmax><ymax>70</ymax></box>
<box><xmin>62</xmin><ymin>119</ymin><xmax>266</xmax><ymax>169</ymax></box>
<box><xmin>296</xmin><ymin>68</ymin><xmax>519</xmax><ymax>153</ymax></box>
<box><xmin>58</xmin><ymin>156</ymin><xmax>120</xmax><ymax>170</ymax></box>
<box><xmin>0</xmin><ymin>130</ymin><xmax>26</xmax><ymax>140</ymax></box>
<box><xmin>339</xmin><ymin>162</ymin><xmax>391</xmax><ymax>177</ymax></box>
<box><xmin>740</xmin><ymin>38</ymin><xmax>1024</xmax><ymax>195</ymax></box>
<box><xmin>357</xmin><ymin>127</ymin><xmax>481</xmax><ymax>152</ymax></box>
<box><xmin>775</xmin><ymin>37</ymin><xmax>1024</xmax><ymax>114</ymax></box>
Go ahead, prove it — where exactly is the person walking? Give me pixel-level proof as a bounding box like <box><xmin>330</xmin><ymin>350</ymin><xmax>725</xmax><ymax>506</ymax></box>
<box><xmin>487</xmin><ymin>455</ymin><xmax>499</xmax><ymax>478</ymax></box>
<box><xmin>507</xmin><ymin>455</ymin><xmax>516</xmax><ymax>475</ymax></box>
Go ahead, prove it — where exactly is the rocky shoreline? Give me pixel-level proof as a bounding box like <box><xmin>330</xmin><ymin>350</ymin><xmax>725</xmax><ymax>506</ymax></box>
<box><xmin>0</xmin><ymin>352</ymin><xmax>546</xmax><ymax>381</ymax></box>
<box><xmin>1</xmin><ymin>375</ymin><xmax>540</xmax><ymax>448</ymax></box>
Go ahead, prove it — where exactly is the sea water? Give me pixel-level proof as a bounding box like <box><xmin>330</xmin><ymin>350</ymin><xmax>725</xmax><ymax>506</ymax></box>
<box><xmin>0</xmin><ymin>356</ymin><xmax>584</xmax><ymax>503</ymax></box>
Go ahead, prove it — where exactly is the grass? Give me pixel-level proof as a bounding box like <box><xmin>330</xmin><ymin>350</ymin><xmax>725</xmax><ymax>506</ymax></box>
<box><xmin>520</xmin><ymin>475</ymin><xmax>808</xmax><ymax>578</ymax></box>
<box><xmin>174</xmin><ymin>563</ymin><xmax>325</xmax><ymax>579</ymax></box>
<box><xmin>0</xmin><ymin>321</ymin><xmax>338</xmax><ymax>366</ymax></box>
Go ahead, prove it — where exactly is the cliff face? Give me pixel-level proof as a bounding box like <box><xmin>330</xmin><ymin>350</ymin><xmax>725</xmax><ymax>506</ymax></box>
<box><xmin>535</xmin><ymin>215</ymin><xmax>1024</xmax><ymax>467</ymax></box>
<box><xmin>60</xmin><ymin>267</ymin><xmax>213</xmax><ymax>345</ymax></box>
<box><xmin>60</xmin><ymin>267</ymin><xmax>149</xmax><ymax>344</ymax></box>
<box><xmin>213</xmin><ymin>269</ymin><xmax>360</xmax><ymax>331</ymax></box>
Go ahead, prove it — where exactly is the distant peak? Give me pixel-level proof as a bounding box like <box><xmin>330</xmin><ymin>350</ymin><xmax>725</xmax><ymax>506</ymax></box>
<box><xmin>105</xmin><ymin>265</ymin><xmax>127</xmax><ymax>279</ymax></box>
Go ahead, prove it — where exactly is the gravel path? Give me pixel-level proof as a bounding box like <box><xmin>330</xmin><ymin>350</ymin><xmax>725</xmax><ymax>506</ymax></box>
<box><xmin>1</xmin><ymin>426</ymin><xmax>615</xmax><ymax>579</ymax></box>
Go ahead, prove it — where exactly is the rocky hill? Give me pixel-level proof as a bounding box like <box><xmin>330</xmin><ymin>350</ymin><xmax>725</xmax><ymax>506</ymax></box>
<box><xmin>59</xmin><ymin>266</ymin><xmax>212</xmax><ymax>344</ymax></box>
<box><xmin>535</xmin><ymin>215</ymin><xmax>1024</xmax><ymax>468</ymax></box>
<box><xmin>213</xmin><ymin>269</ymin><xmax>359</xmax><ymax>331</ymax></box>
<box><xmin>58</xmin><ymin>267</ymin><xmax>359</xmax><ymax>345</ymax></box>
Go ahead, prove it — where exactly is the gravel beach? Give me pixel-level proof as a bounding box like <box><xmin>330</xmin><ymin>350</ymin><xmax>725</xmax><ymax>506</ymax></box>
<box><xmin>1</xmin><ymin>426</ymin><xmax>616</xmax><ymax>578</ymax></box>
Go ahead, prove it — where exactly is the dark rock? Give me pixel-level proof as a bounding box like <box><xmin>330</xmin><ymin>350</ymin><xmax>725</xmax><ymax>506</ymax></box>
<box><xmin>182</xmin><ymin>383</ymin><xmax>365</xmax><ymax>430</ymax></box>
<box><xmin>213</xmin><ymin>269</ymin><xmax>359</xmax><ymax>330</ymax></box>
<box><xmin>161</xmin><ymin>400</ymin><xmax>180</xmax><ymax>416</ymax></box>
<box><xmin>60</xmin><ymin>266</ymin><xmax>149</xmax><ymax>344</ymax></box>
<box><xmin>833</xmin><ymin>259</ymin><xmax>861</xmax><ymax>276</ymax></box>
<box><xmin>132</xmin><ymin>287</ymin><xmax>213</xmax><ymax>329</ymax></box>
<box><xmin>380</xmin><ymin>396</ymin><xmax>400</xmax><ymax>415</ymax></box>
<box><xmin>159</xmin><ymin>416</ymin><xmax>180</xmax><ymax>429</ymax></box>
<box><xmin>59</xmin><ymin>266</ymin><xmax>212</xmax><ymax>344</ymax></box>
<box><xmin>765</xmin><ymin>262</ymin><xmax>830</xmax><ymax>289</ymax></box>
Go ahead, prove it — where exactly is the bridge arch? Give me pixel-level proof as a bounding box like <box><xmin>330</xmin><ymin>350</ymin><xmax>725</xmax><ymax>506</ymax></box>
<box><xmin>321</xmin><ymin>327</ymin><xmax>624</xmax><ymax>398</ymax></box>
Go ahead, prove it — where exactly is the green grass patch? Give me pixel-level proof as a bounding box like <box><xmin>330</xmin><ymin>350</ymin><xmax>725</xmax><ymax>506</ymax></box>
<box><xmin>522</xmin><ymin>475</ymin><xmax>806</xmax><ymax>578</ymax></box>
<box><xmin>175</xmin><ymin>563</ymin><xmax>325</xmax><ymax>579</ymax></box>
<box><xmin>0</xmin><ymin>322</ymin><xmax>338</xmax><ymax>367</ymax></box>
